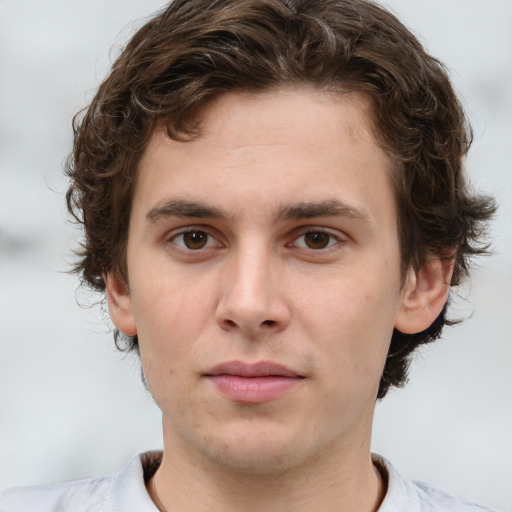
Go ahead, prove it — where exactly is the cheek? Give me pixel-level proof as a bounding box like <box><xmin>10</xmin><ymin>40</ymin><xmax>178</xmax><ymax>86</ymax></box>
<box><xmin>131</xmin><ymin>276</ymin><xmax>208</xmax><ymax>413</ymax></box>
<box><xmin>131</xmin><ymin>259</ymin><xmax>216</xmax><ymax>335</ymax></box>
<box><xmin>128</xmin><ymin>268</ymin><xmax>220</xmax><ymax>396</ymax></box>
<box><xmin>296</xmin><ymin>263</ymin><xmax>400</xmax><ymax>371</ymax></box>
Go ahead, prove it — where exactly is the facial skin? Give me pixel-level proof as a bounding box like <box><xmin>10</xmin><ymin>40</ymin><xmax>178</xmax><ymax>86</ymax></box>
<box><xmin>106</xmin><ymin>88</ymin><xmax>451</xmax><ymax>511</ymax></box>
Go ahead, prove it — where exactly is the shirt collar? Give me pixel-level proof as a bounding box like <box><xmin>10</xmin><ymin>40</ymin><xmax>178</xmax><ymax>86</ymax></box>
<box><xmin>112</xmin><ymin>451</ymin><xmax>162</xmax><ymax>512</ymax></box>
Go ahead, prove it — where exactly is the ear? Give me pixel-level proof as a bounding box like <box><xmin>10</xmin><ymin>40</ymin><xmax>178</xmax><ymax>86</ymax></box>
<box><xmin>394</xmin><ymin>257</ymin><xmax>454</xmax><ymax>334</ymax></box>
<box><xmin>104</xmin><ymin>272</ymin><xmax>137</xmax><ymax>336</ymax></box>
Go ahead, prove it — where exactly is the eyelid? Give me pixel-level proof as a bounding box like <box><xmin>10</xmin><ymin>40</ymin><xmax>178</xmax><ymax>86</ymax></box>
<box><xmin>162</xmin><ymin>224</ymin><xmax>347</xmax><ymax>253</ymax></box>
<box><xmin>287</xmin><ymin>226</ymin><xmax>347</xmax><ymax>250</ymax></box>
<box><xmin>165</xmin><ymin>225</ymin><xmax>224</xmax><ymax>251</ymax></box>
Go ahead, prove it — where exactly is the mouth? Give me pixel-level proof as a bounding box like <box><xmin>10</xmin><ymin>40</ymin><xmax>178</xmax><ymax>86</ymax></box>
<box><xmin>204</xmin><ymin>360</ymin><xmax>305</xmax><ymax>404</ymax></box>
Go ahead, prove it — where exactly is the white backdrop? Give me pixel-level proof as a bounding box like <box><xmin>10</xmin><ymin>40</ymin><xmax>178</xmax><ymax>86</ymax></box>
<box><xmin>0</xmin><ymin>1</ymin><xmax>511</xmax><ymax>510</ymax></box>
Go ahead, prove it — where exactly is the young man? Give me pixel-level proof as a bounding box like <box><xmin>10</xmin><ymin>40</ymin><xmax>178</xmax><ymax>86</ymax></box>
<box><xmin>1</xmin><ymin>0</ymin><xmax>496</xmax><ymax>510</ymax></box>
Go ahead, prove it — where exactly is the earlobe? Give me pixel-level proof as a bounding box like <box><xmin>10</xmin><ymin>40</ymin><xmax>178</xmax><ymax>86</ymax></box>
<box><xmin>104</xmin><ymin>272</ymin><xmax>138</xmax><ymax>337</ymax></box>
<box><xmin>394</xmin><ymin>257</ymin><xmax>454</xmax><ymax>334</ymax></box>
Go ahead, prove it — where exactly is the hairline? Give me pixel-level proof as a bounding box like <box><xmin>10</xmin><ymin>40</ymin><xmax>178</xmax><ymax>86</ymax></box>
<box><xmin>117</xmin><ymin>84</ymin><xmax>408</xmax><ymax>283</ymax></box>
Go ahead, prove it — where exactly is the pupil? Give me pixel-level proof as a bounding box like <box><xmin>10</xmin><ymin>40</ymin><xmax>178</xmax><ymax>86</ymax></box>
<box><xmin>305</xmin><ymin>232</ymin><xmax>330</xmax><ymax>249</ymax></box>
<box><xmin>184</xmin><ymin>231</ymin><xmax>207</xmax><ymax>249</ymax></box>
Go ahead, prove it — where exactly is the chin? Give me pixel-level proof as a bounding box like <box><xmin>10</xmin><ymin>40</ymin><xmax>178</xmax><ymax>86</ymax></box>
<box><xmin>189</xmin><ymin>422</ymin><xmax>320</xmax><ymax>476</ymax></box>
<box><xmin>206</xmin><ymin>444</ymin><xmax>303</xmax><ymax>476</ymax></box>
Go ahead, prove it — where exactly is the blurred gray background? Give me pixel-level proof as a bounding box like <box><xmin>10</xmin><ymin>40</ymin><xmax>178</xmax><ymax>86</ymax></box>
<box><xmin>0</xmin><ymin>1</ymin><xmax>511</xmax><ymax>510</ymax></box>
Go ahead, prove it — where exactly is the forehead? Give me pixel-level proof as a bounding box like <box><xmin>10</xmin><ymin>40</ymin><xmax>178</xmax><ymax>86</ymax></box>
<box><xmin>191</xmin><ymin>87</ymin><xmax>380</xmax><ymax>154</ymax></box>
<box><xmin>133</xmin><ymin>87</ymin><xmax>396</xmax><ymax>228</ymax></box>
<box><xmin>140</xmin><ymin>87</ymin><xmax>390</xmax><ymax>178</ymax></box>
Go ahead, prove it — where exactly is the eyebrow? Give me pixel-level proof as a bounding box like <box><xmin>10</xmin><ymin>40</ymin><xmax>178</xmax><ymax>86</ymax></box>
<box><xmin>146</xmin><ymin>198</ymin><xmax>370</xmax><ymax>224</ymax></box>
<box><xmin>146</xmin><ymin>199</ymin><xmax>226</xmax><ymax>222</ymax></box>
<box><xmin>277</xmin><ymin>199</ymin><xmax>371</xmax><ymax>224</ymax></box>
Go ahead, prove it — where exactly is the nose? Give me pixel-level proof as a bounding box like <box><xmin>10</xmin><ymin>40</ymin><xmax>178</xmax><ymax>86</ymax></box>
<box><xmin>215</xmin><ymin>246</ymin><xmax>291</xmax><ymax>336</ymax></box>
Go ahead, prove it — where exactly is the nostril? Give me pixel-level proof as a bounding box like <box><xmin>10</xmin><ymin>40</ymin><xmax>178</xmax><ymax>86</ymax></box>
<box><xmin>262</xmin><ymin>320</ymin><xmax>275</xmax><ymax>327</ymax></box>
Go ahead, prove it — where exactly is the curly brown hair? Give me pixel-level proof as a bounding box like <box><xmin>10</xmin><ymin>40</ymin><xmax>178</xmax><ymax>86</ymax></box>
<box><xmin>66</xmin><ymin>0</ymin><xmax>495</xmax><ymax>398</ymax></box>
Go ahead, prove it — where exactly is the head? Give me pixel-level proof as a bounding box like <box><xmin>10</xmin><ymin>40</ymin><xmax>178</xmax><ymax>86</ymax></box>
<box><xmin>66</xmin><ymin>0</ymin><xmax>495</xmax><ymax>399</ymax></box>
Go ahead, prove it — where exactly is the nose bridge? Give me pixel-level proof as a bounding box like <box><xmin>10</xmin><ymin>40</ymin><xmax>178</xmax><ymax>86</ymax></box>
<box><xmin>216</xmin><ymin>237</ymin><xmax>289</xmax><ymax>334</ymax></box>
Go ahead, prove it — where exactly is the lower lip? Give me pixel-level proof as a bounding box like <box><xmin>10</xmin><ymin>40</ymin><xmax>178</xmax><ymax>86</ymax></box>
<box><xmin>207</xmin><ymin>375</ymin><xmax>302</xmax><ymax>403</ymax></box>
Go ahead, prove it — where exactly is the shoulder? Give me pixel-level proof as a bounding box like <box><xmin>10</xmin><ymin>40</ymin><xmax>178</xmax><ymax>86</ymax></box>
<box><xmin>0</xmin><ymin>474</ymin><xmax>114</xmax><ymax>512</ymax></box>
<box><xmin>406</xmin><ymin>479</ymin><xmax>496</xmax><ymax>512</ymax></box>
<box><xmin>373</xmin><ymin>454</ymin><xmax>497</xmax><ymax>512</ymax></box>
<box><xmin>0</xmin><ymin>451</ymin><xmax>161</xmax><ymax>512</ymax></box>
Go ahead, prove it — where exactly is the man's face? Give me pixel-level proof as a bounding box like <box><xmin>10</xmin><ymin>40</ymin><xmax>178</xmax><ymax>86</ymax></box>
<box><xmin>109</xmin><ymin>88</ymin><xmax>410</xmax><ymax>473</ymax></box>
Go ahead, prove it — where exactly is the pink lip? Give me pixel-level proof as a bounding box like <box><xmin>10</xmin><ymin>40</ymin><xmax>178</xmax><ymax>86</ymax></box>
<box><xmin>204</xmin><ymin>361</ymin><xmax>304</xmax><ymax>404</ymax></box>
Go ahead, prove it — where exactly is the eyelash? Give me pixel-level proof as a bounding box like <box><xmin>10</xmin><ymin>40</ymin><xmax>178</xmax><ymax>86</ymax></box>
<box><xmin>167</xmin><ymin>228</ymin><xmax>223</xmax><ymax>252</ymax></box>
<box><xmin>289</xmin><ymin>228</ymin><xmax>344</xmax><ymax>251</ymax></box>
<box><xmin>165</xmin><ymin>226</ymin><xmax>345</xmax><ymax>254</ymax></box>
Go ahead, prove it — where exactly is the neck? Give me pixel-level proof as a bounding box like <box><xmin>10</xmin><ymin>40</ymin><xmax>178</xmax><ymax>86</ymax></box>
<box><xmin>147</xmin><ymin>430</ymin><xmax>386</xmax><ymax>512</ymax></box>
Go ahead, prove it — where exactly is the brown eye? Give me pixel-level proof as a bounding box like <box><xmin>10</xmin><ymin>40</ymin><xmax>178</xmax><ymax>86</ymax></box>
<box><xmin>303</xmin><ymin>231</ymin><xmax>332</xmax><ymax>249</ymax></box>
<box><xmin>182</xmin><ymin>231</ymin><xmax>208</xmax><ymax>249</ymax></box>
<box><xmin>172</xmin><ymin>230</ymin><xmax>215</xmax><ymax>250</ymax></box>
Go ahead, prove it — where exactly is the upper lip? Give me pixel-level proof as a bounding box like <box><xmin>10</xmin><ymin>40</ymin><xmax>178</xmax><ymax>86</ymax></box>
<box><xmin>204</xmin><ymin>360</ymin><xmax>304</xmax><ymax>378</ymax></box>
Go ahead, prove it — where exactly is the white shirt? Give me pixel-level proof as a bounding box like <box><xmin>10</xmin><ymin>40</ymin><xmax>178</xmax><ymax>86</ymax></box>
<box><xmin>0</xmin><ymin>452</ymin><xmax>496</xmax><ymax>511</ymax></box>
